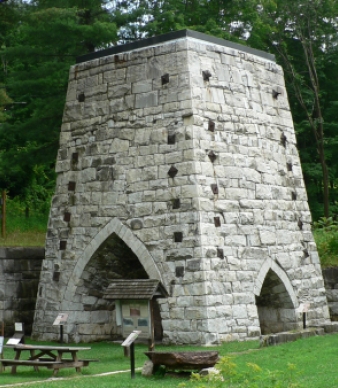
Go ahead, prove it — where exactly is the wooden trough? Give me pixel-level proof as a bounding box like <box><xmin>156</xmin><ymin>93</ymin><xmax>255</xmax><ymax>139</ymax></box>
<box><xmin>144</xmin><ymin>351</ymin><xmax>219</xmax><ymax>371</ymax></box>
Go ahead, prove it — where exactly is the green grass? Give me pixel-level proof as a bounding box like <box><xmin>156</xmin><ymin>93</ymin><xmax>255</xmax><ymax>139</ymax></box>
<box><xmin>0</xmin><ymin>212</ymin><xmax>47</xmax><ymax>247</ymax></box>
<box><xmin>0</xmin><ymin>338</ymin><xmax>254</xmax><ymax>387</ymax></box>
<box><xmin>1</xmin><ymin>335</ymin><xmax>338</xmax><ymax>387</ymax></box>
<box><xmin>0</xmin><ymin>230</ymin><xmax>46</xmax><ymax>247</ymax></box>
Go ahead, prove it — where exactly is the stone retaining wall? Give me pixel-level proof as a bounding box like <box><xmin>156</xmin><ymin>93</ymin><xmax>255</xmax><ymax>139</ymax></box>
<box><xmin>322</xmin><ymin>268</ymin><xmax>338</xmax><ymax>321</ymax></box>
<box><xmin>0</xmin><ymin>247</ymin><xmax>44</xmax><ymax>336</ymax></box>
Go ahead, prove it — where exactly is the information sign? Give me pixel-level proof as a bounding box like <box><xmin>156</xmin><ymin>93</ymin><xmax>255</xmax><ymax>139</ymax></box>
<box><xmin>121</xmin><ymin>330</ymin><xmax>141</xmax><ymax>379</ymax></box>
<box><xmin>6</xmin><ymin>338</ymin><xmax>21</xmax><ymax>345</ymax></box>
<box><xmin>122</xmin><ymin>330</ymin><xmax>141</xmax><ymax>347</ymax></box>
<box><xmin>53</xmin><ymin>313</ymin><xmax>69</xmax><ymax>326</ymax></box>
<box><xmin>14</xmin><ymin>323</ymin><xmax>23</xmax><ymax>332</ymax></box>
<box><xmin>297</xmin><ymin>303</ymin><xmax>310</xmax><ymax>313</ymax></box>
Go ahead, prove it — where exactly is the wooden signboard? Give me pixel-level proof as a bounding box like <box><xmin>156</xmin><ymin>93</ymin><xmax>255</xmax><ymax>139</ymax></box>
<box><xmin>121</xmin><ymin>301</ymin><xmax>151</xmax><ymax>340</ymax></box>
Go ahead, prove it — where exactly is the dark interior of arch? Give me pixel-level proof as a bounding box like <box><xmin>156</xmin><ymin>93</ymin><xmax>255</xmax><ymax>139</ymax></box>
<box><xmin>76</xmin><ymin>233</ymin><xmax>148</xmax><ymax>303</ymax></box>
<box><xmin>256</xmin><ymin>269</ymin><xmax>298</xmax><ymax>334</ymax></box>
<box><xmin>72</xmin><ymin>233</ymin><xmax>163</xmax><ymax>341</ymax></box>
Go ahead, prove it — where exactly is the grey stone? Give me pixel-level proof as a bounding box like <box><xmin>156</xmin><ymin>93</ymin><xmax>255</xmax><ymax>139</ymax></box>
<box><xmin>32</xmin><ymin>33</ymin><xmax>331</xmax><ymax>345</ymax></box>
<box><xmin>142</xmin><ymin>360</ymin><xmax>154</xmax><ymax>376</ymax></box>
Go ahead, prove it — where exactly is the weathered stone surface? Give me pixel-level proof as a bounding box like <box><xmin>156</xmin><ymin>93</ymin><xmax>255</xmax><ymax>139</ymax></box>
<box><xmin>142</xmin><ymin>360</ymin><xmax>154</xmax><ymax>376</ymax></box>
<box><xmin>32</xmin><ymin>31</ymin><xmax>330</xmax><ymax>345</ymax></box>
<box><xmin>144</xmin><ymin>351</ymin><xmax>219</xmax><ymax>370</ymax></box>
<box><xmin>0</xmin><ymin>248</ymin><xmax>44</xmax><ymax>336</ymax></box>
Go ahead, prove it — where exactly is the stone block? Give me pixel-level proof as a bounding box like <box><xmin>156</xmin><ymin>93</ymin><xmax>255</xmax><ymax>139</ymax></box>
<box><xmin>135</xmin><ymin>92</ymin><xmax>158</xmax><ymax>108</ymax></box>
<box><xmin>259</xmin><ymin>231</ymin><xmax>276</xmax><ymax>245</ymax></box>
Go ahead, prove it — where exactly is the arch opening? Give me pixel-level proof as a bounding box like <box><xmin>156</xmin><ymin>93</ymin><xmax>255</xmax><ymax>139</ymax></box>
<box><xmin>256</xmin><ymin>269</ymin><xmax>299</xmax><ymax>334</ymax></box>
<box><xmin>77</xmin><ymin>232</ymin><xmax>149</xmax><ymax>298</ymax></box>
<box><xmin>73</xmin><ymin>232</ymin><xmax>163</xmax><ymax>342</ymax></box>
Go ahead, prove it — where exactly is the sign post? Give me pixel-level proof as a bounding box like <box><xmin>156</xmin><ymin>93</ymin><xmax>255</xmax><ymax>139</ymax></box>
<box><xmin>53</xmin><ymin>313</ymin><xmax>69</xmax><ymax>343</ymax></box>
<box><xmin>121</xmin><ymin>330</ymin><xmax>141</xmax><ymax>379</ymax></box>
<box><xmin>0</xmin><ymin>336</ymin><xmax>4</xmax><ymax>372</ymax></box>
<box><xmin>6</xmin><ymin>322</ymin><xmax>25</xmax><ymax>345</ymax></box>
<box><xmin>296</xmin><ymin>303</ymin><xmax>310</xmax><ymax>329</ymax></box>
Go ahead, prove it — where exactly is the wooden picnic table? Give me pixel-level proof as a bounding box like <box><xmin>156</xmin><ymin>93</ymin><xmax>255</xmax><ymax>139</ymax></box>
<box><xmin>2</xmin><ymin>344</ymin><xmax>96</xmax><ymax>376</ymax></box>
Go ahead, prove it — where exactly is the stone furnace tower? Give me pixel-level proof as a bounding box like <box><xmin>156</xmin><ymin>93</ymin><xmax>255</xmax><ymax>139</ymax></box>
<box><xmin>32</xmin><ymin>30</ymin><xmax>330</xmax><ymax>344</ymax></box>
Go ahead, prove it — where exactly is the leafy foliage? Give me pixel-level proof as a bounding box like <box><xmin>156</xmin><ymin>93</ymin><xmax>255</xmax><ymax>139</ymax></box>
<box><xmin>313</xmin><ymin>228</ymin><xmax>338</xmax><ymax>267</ymax></box>
<box><xmin>313</xmin><ymin>217</ymin><xmax>338</xmax><ymax>231</ymax></box>
<box><xmin>178</xmin><ymin>356</ymin><xmax>303</xmax><ymax>388</ymax></box>
<box><xmin>1</xmin><ymin>0</ymin><xmax>338</xmax><ymax>222</ymax></box>
<box><xmin>0</xmin><ymin>0</ymin><xmax>117</xmax><ymax>203</ymax></box>
<box><xmin>247</xmin><ymin>0</ymin><xmax>338</xmax><ymax>218</ymax></box>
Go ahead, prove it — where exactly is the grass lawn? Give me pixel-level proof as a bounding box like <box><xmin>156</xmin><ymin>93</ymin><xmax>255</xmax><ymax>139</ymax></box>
<box><xmin>1</xmin><ymin>334</ymin><xmax>338</xmax><ymax>387</ymax></box>
<box><xmin>0</xmin><ymin>212</ymin><xmax>47</xmax><ymax>247</ymax></box>
<box><xmin>0</xmin><ymin>230</ymin><xmax>46</xmax><ymax>247</ymax></box>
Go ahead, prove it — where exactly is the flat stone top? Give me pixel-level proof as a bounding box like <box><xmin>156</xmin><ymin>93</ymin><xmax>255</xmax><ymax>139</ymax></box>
<box><xmin>76</xmin><ymin>29</ymin><xmax>275</xmax><ymax>64</ymax></box>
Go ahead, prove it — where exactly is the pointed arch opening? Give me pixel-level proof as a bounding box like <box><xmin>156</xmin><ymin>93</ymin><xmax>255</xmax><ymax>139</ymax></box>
<box><xmin>76</xmin><ymin>232</ymin><xmax>149</xmax><ymax>300</ymax></box>
<box><xmin>60</xmin><ymin>218</ymin><xmax>165</xmax><ymax>342</ymax></box>
<box><xmin>73</xmin><ymin>232</ymin><xmax>163</xmax><ymax>341</ymax></box>
<box><xmin>256</xmin><ymin>269</ymin><xmax>299</xmax><ymax>334</ymax></box>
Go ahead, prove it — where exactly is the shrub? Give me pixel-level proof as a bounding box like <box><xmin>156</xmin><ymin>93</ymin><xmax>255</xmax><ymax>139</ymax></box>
<box><xmin>178</xmin><ymin>357</ymin><xmax>303</xmax><ymax>388</ymax></box>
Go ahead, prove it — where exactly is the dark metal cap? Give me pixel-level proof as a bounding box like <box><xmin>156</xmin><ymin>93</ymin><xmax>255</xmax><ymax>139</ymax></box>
<box><xmin>76</xmin><ymin>29</ymin><xmax>275</xmax><ymax>64</ymax></box>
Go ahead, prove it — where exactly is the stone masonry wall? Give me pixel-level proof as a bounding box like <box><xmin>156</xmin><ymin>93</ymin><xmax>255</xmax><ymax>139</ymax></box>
<box><xmin>32</xmin><ymin>31</ymin><xmax>331</xmax><ymax>344</ymax></box>
<box><xmin>323</xmin><ymin>267</ymin><xmax>338</xmax><ymax>321</ymax></box>
<box><xmin>0</xmin><ymin>247</ymin><xmax>44</xmax><ymax>336</ymax></box>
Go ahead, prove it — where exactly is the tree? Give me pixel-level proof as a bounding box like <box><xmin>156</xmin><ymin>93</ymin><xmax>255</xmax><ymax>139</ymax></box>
<box><xmin>248</xmin><ymin>0</ymin><xmax>338</xmax><ymax>218</ymax></box>
<box><xmin>0</xmin><ymin>0</ymin><xmax>117</xmax><ymax>204</ymax></box>
<box><xmin>0</xmin><ymin>86</ymin><xmax>12</xmax><ymax>122</ymax></box>
<box><xmin>141</xmin><ymin>0</ymin><xmax>261</xmax><ymax>41</ymax></box>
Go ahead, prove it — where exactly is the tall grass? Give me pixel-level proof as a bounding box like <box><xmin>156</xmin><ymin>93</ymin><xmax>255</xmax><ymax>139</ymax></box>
<box><xmin>312</xmin><ymin>217</ymin><xmax>338</xmax><ymax>267</ymax></box>
<box><xmin>0</xmin><ymin>197</ymin><xmax>48</xmax><ymax>247</ymax></box>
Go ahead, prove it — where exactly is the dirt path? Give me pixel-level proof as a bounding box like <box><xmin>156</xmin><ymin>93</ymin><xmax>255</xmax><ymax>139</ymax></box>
<box><xmin>0</xmin><ymin>368</ymin><xmax>142</xmax><ymax>387</ymax></box>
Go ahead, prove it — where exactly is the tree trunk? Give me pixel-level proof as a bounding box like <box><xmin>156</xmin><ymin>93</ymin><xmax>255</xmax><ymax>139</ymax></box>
<box><xmin>317</xmin><ymin>133</ymin><xmax>330</xmax><ymax>217</ymax></box>
<box><xmin>1</xmin><ymin>190</ymin><xmax>6</xmax><ymax>238</ymax></box>
<box><xmin>314</xmin><ymin>108</ymin><xmax>330</xmax><ymax>217</ymax></box>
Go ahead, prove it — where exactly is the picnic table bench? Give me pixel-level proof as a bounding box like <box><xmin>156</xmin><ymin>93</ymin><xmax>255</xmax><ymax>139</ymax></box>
<box><xmin>1</xmin><ymin>344</ymin><xmax>98</xmax><ymax>376</ymax></box>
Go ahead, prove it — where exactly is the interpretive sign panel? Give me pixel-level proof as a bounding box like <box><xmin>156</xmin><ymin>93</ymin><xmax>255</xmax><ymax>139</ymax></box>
<box><xmin>297</xmin><ymin>303</ymin><xmax>310</xmax><ymax>313</ymax></box>
<box><xmin>14</xmin><ymin>323</ymin><xmax>23</xmax><ymax>332</ymax></box>
<box><xmin>53</xmin><ymin>313</ymin><xmax>69</xmax><ymax>326</ymax></box>
<box><xmin>6</xmin><ymin>338</ymin><xmax>20</xmax><ymax>345</ymax></box>
<box><xmin>122</xmin><ymin>330</ymin><xmax>141</xmax><ymax>347</ymax></box>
